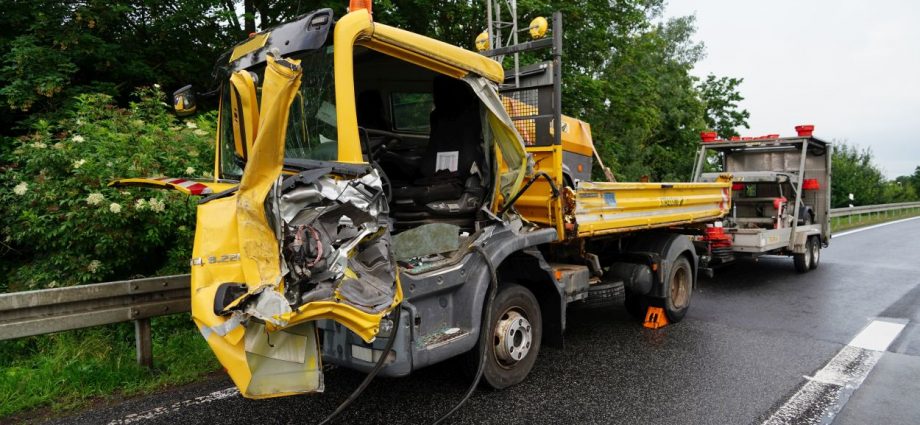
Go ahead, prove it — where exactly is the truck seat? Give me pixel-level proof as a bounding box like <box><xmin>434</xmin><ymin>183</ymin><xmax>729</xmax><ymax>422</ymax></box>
<box><xmin>391</xmin><ymin>76</ymin><xmax>485</xmax><ymax>224</ymax></box>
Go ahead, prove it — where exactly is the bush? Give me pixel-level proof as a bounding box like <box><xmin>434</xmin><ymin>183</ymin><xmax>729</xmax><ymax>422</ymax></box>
<box><xmin>0</xmin><ymin>87</ymin><xmax>214</xmax><ymax>291</ymax></box>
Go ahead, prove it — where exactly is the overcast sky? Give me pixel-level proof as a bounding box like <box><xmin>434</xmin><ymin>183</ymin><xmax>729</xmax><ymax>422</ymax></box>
<box><xmin>664</xmin><ymin>1</ymin><xmax>920</xmax><ymax>178</ymax></box>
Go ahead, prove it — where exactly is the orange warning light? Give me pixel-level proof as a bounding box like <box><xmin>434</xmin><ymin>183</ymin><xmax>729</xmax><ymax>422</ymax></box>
<box><xmin>349</xmin><ymin>0</ymin><xmax>372</xmax><ymax>13</ymax></box>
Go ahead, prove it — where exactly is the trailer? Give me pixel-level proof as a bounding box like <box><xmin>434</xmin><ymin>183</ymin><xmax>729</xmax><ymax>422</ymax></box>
<box><xmin>691</xmin><ymin>128</ymin><xmax>832</xmax><ymax>273</ymax></box>
<box><xmin>112</xmin><ymin>2</ymin><xmax>731</xmax><ymax>410</ymax></box>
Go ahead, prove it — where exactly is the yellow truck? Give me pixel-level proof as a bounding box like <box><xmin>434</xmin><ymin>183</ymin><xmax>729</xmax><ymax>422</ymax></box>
<box><xmin>113</xmin><ymin>2</ymin><xmax>731</xmax><ymax>404</ymax></box>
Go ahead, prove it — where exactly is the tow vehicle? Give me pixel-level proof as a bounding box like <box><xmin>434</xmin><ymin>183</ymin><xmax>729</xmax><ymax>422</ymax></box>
<box><xmin>692</xmin><ymin>126</ymin><xmax>832</xmax><ymax>273</ymax></box>
<box><xmin>112</xmin><ymin>1</ymin><xmax>732</xmax><ymax>403</ymax></box>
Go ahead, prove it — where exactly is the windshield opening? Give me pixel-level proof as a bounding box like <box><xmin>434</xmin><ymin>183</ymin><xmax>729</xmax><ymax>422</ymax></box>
<box><xmin>219</xmin><ymin>44</ymin><xmax>338</xmax><ymax>179</ymax></box>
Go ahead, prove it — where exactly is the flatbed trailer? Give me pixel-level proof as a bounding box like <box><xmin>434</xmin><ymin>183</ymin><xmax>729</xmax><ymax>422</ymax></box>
<box><xmin>112</xmin><ymin>4</ymin><xmax>731</xmax><ymax>407</ymax></box>
<box><xmin>692</xmin><ymin>130</ymin><xmax>832</xmax><ymax>273</ymax></box>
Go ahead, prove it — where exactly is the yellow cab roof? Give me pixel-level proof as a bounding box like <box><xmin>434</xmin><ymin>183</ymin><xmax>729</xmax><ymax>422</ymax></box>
<box><xmin>369</xmin><ymin>22</ymin><xmax>505</xmax><ymax>84</ymax></box>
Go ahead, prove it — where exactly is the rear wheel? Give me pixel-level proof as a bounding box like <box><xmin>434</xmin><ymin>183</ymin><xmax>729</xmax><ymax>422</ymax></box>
<box><xmin>472</xmin><ymin>283</ymin><xmax>542</xmax><ymax>390</ymax></box>
<box><xmin>793</xmin><ymin>237</ymin><xmax>814</xmax><ymax>273</ymax></box>
<box><xmin>662</xmin><ymin>257</ymin><xmax>693</xmax><ymax>323</ymax></box>
<box><xmin>809</xmin><ymin>236</ymin><xmax>821</xmax><ymax>270</ymax></box>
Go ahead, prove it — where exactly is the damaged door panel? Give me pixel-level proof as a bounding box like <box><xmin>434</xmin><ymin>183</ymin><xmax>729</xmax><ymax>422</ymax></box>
<box><xmin>188</xmin><ymin>53</ymin><xmax>401</xmax><ymax>398</ymax></box>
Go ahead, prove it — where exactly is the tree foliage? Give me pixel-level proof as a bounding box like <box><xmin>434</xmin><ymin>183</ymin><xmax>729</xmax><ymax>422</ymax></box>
<box><xmin>831</xmin><ymin>142</ymin><xmax>918</xmax><ymax>208</ymax></box>
<box><xmin>0</xmin><ymin>88</ymin><xmax>214</xmax><ymax>290</ymax></box>
<box><xmin>698</xmin><ymin>74</ymin><xmax>750</xmax><ymax>139</ymax></box>
<box><xmin>0</xmin><ymin>0</ymin><xmax>781</xmax><ymax>289</ymax></box>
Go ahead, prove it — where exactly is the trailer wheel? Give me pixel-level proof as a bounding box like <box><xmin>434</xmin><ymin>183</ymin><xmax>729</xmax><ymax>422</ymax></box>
<box><xmin>472</xmin><ymin>283</ymin><xmax>543</xmax><ymax>390</ymax></box>
<box><xmin>663</xmin><ymin>256</ymin><xmax>693</xmax><ymax>322</ymax></box>
<box><xmin>809</xmin><ymin>236</ymin><xmax>821</xmax><ymax>270</ymax></box>
<box><xmin>793</xmin><ymin>238</ymin><xmax>814</xmax><ymax>273</ymax></box>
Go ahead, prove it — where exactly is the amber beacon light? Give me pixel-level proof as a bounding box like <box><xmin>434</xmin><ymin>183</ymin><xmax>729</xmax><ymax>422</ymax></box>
<box><xmin>349</xmin><ymin>0</ymin><xmax>373</xmax><ymax>13</ymax></box>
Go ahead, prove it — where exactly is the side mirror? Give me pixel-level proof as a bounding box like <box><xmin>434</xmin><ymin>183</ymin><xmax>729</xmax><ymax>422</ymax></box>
<box><xmin>173</xmin><ymin>85</ymin><xmax>197</xmax><ymax>116</ymax></box>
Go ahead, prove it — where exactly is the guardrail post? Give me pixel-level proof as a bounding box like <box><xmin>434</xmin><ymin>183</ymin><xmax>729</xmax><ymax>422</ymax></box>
<box><xmin>135</xmin><ymin>318</ymin><xmax>153</xmax><ymax>369</ymax></box>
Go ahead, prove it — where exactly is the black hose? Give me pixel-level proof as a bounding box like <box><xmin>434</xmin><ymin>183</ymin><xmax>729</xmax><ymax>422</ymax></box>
<box><xmin>432</xmin><ymin>245</ymin><xmax>499</xmax><ymax>424</ymax></box>
<box><xmin>498</xmin><ymin>171</ymin><xmax>561</xmax><ymax>217</ymax></box>
<box><xmin>317</xmin><ymin>303</ymin><xmax>402</xmax><ymax>425</ymax></box>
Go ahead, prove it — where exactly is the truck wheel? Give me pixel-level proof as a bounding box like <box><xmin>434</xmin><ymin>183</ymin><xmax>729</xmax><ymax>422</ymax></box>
<box><xmin>793</xmin><ymin>238</ymin><xmax>813</xmax><ymax>273</ymax></box>
<box><xmin>809</xmin><ymin>236</ymin><xmax>821</xmax><ymax>270</ymax></box>
<box><xmin>663</xmin><ymin>256</ymin><xmax>693</xmax><ymax>323</ymax></box>
<box><xmin>473</xmin><ymin>283</ymin><xmax>542</xmax><ymax>390</ymax></box>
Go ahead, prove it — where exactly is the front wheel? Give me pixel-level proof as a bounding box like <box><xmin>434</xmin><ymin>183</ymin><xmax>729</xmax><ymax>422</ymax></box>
<box><xmin>663</xmin><ymin>257</ymin><xmax>693</xmax><ymax>323</ymax></box>
<box><xmin>473</xmin><ymin>283</ymin><xmax>543</xmax><ymax>390</ymax></box>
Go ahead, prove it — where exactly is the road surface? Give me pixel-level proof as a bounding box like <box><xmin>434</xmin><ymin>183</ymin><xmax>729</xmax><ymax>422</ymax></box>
<box><xmin>45</xmin><ymin>217</ymin><xmax>920</xmax><ymax>425</ymax></box>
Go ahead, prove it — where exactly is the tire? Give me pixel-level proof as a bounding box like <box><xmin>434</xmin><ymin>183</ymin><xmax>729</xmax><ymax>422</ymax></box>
<box><xmin>809</xmin><ymin>236</ymin><xmax>821</xmax><ymax>270</ymax></box>
<box><xmin>793</xmin><ymin>237</ymin><xmax>813</xmax><ymax>273</ymax></box>
<box><xmin>472</xmin><ymin>283</ymin><xmax>543</xmax><ymax>390</ymax></box>
<box><xmin>662</xmin><ymin>257</ymin><xmax>693</xmax><ymax>323</ymax></box>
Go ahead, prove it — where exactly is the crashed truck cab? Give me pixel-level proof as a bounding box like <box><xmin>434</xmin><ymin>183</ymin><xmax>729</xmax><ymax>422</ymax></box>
<box><xmin>114</xmin><ymin>7</ymin><xmax>534</xmax><ymax>398</ymax></box>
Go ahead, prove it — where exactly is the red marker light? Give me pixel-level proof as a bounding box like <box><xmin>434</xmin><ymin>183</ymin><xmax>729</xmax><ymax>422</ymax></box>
<box><xmin>795</xmin><ymin>124</ymin><xmax>814</xmax><ymax>137</ymax></box>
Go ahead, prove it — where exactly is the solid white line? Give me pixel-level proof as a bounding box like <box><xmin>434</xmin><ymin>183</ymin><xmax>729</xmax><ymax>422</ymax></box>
<box><xmin>833</xmin><ymin>215</ymin><xmax>920</xmax><ymax>238</ymax></box>
<box><xmin>762</xmin><ymin>318</ymin><xmax>908</xmax><ymax>425</ymax></box>
<box><xmin>105</xmin><ymin>387</ymin><xmax>239</xmax><ymax>425</ymax></box>
<box><xmin>848</xmin><ymin>319</ymin><xmax>907</xmax><ymax>351</ymax></box>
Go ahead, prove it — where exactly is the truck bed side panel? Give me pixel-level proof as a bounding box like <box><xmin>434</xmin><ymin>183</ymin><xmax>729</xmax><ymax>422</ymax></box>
<box><xmin>573</xmin><ymin>181</ymin><xmax>731</xmax><ymax>237</ymax></box>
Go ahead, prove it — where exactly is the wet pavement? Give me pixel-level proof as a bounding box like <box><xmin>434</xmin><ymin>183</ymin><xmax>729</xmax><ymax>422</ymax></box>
<box><xmin>44</xmin><ymin>218</ymin><xmax>920</xmax><ymax>425</ymax></box>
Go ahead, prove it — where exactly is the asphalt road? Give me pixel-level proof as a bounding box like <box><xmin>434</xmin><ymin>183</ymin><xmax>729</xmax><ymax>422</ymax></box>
<box><xmin>46</xmin><ymin>218</ymin><xmax>920</xmax><ymax>425</ymax></box>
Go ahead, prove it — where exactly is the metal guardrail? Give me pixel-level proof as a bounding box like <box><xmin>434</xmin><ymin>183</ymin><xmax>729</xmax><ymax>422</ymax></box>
<box><xmin>0</xmin><ymin>274</ymin><xmax>191</xmax><ymax>367</ymax></box>
<box><xmin>830</xmin><ymin>201</ymin><xmax>920</xmax><ymax>219</ymax></box>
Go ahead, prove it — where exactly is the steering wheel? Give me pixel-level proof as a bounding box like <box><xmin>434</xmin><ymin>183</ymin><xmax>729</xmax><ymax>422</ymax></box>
<box><xmin>375</xmin><ymin>162</ymin><xmax>393</xmax><ymax>202</ymax></box>
<box><xmin>359</xmin><ymin>127</ymin><xmax>393</xmax><ymax>201</ymax></box>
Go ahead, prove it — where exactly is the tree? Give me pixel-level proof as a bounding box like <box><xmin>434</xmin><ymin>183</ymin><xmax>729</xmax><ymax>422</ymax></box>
<box><xmin>0</xmin><ymin>1</ymin><xmax>241</xmax><ymax>127</ymax></box>
<box><xmin>698</xmin><ymin>74</ymin><xmax>750</xmax><ymax>139</ymax></box>
<box><xmin>831</xmin><ymin>143</ymin><xmax>887</xmax><ymax>207</ymax></box>
<box><xmin>910</xmin><ymin>166</ymin><xmax>920</xmax><ymax>193</ymax></box>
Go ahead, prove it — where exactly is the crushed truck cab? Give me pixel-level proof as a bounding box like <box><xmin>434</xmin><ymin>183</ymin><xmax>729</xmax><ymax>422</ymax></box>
<box><xmin>117</xmin><ymin>6</ymin><xmax>733</xmax><ymax>400</ymax></box>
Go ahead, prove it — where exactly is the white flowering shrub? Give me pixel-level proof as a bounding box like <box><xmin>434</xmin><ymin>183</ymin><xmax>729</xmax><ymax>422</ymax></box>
<box><xmin>0</xmin><ymin>88</ymin><xmax>214</xmax><ymax>290</ymax></box>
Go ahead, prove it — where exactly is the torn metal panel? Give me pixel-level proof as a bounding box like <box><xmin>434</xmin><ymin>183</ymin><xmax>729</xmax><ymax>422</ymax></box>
<box><xmin>235</xmin><ymin>54</ymin><xmax>303</xmax><ymax>292</ymax></box>
<box><xmin>279</xmin><ymin>168</ymin><xmax>398</xmax><ymax>316</ymax></box>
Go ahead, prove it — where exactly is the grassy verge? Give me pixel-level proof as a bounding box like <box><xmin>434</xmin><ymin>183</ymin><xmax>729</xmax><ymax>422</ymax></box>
<box><xmin>0</xmin><ymin>314</ymin><xmax>218</xmax><ymax>418</ymax></box>
<box><xmin>831</xmin><ymin>207</ymin><xmax>920</xmax><ymax>233</ymax></box>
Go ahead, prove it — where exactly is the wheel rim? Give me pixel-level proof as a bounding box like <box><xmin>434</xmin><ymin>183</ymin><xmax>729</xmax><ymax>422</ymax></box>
<box><xmin>670</xmin><ymin>264</ymin><xmax>691</xmax><ymax>309</ymax></box>
<box><xmin>493</xmin><ymin>308</ymin><xmax>532</xmax><ymax>368</ymax></box>
<box><xmin>812</xmin><ymin>239</ymin><xmax>820</xmax><ymax>265</ymax></box>
<box><xmin>804</xmin><ymin>241</ymin><xmax>812</xmax><ymax>268</ymax></box>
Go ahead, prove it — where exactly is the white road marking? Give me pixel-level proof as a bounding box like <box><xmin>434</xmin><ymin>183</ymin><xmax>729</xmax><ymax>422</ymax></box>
<box><xmin>105</xmin><ymin>387</ymin><xmax>239</xmax><ymax>425</ymax></box>
<box><xmin>762</xmin><ymin>318</ymin><xmax>908</xmax><ymax>425</ymax></box>
<box><xmin>848</xmin><ymin>319</ymin><xmax>907</xmax><ymax>351</ymax></box>
<box><xmin>833</xmin><ymin>215</ymin><xmax>920</xmax><ymax>238</ymax></box>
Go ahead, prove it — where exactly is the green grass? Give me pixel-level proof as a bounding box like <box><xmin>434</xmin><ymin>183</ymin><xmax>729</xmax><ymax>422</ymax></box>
<box><xmin>831</xmin><ymin>207</ymin><xmax>920</xmax><ymax>233</ymax></box>
<box><xmin>0</xmin><ymin>314</ymin><xmax>218</xmax><ymax>419</ymax></box>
